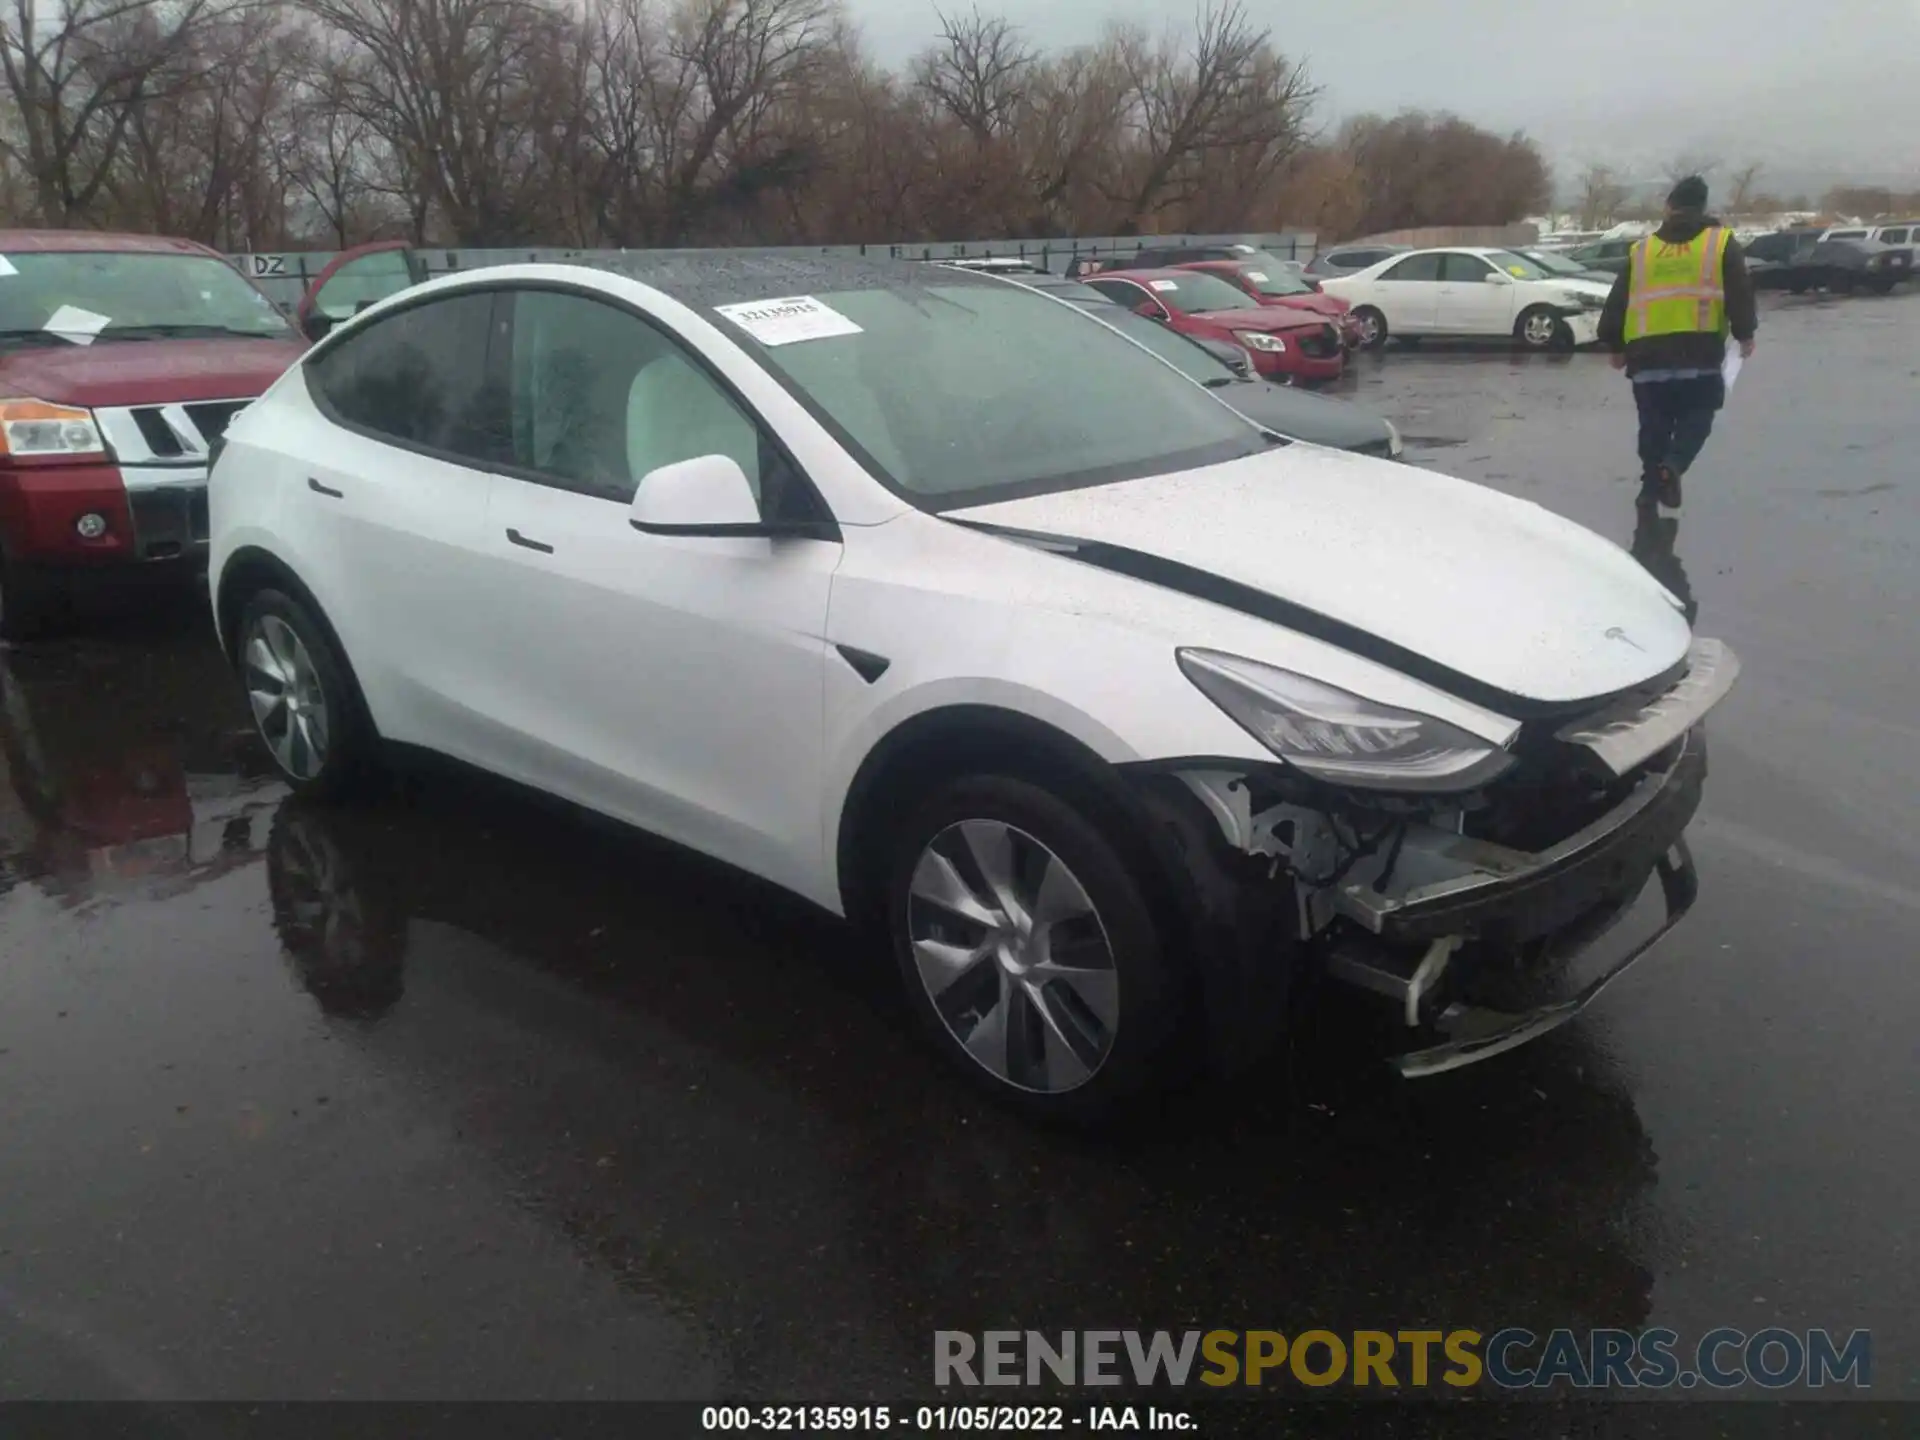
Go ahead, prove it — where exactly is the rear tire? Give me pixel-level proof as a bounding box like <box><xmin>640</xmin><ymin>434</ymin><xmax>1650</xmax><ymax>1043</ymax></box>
<box><xmin>884</xmin><ymin>773</ymin><xmax>1184</xmax><ymax>1123</ymax></box>
<box><xmin>236</xmin><ymin>587</ymin><xmax>373</xmax><ymax>800</ymax></box>
<box><xmin>1352</xmin><ymin>306</ymin><xmax>1389</xmax><ymax>350</ymax></box>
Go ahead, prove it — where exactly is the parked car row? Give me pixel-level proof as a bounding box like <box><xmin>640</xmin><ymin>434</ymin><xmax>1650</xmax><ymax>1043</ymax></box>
<box><xmin>1316</xmin><ymin>247</ymin><xmax>1611</xmax><ymax>350</ymax></box>
<box><xmin>1743</xmin><ymin>229</ymin><xmax>1915</xmax><ymax>295</ymax></box>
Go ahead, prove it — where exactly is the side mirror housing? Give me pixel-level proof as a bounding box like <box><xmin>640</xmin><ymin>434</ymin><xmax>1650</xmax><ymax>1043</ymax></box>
<box><xmin>628</xmin><ymin>453</ymin><xmax>834</xmax><ymax>540</ymax></box>
<box><xmin>1484</xmin><ymin>271</ymin><xmax>1516</xmax><ymax>285</ymax></box>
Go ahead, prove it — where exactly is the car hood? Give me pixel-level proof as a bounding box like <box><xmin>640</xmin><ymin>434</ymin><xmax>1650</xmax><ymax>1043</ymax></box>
<box><xmin>1268</xmin><ymin>293</ymin><xmax>1351</xmax><ymax>317</ymax></box>
<box><xmin>1191</xmin><ymin>307</ymin><xmax>1327</xmax><ymax>334</ymax></box>
<box><xmin>1213</xmin><ymin>382</ymin><xmax>1392</xmax><ymax>452</ymax></box>
<box><xmin>945</xmin><ymin>448</ymin><xmax>1692</xmax><ymax>708</ymax></box>
<box><xmin>0</xmin><ymin>336</ymin><xmax>304</xmax><ymax>407</ymax></box>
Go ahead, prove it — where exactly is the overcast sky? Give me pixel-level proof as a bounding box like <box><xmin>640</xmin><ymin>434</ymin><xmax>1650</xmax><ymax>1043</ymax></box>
<box><xmin>847</xmin><ymin>0</ymin><xmax>1920</xmax><ymax>191</ymax></box>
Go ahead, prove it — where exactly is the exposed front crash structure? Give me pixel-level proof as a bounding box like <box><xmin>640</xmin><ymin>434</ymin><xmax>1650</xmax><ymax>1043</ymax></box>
<box><xmin>1142</xmin><ymin>639</ymin><xmax>1738</xmax><ymax>1076</ymax></box>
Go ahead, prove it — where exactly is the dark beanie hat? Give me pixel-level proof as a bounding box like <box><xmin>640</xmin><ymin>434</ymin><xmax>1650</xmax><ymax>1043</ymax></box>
<box><xmin>1668</xmin><ymin>175</ymin><xmax>1709</xmax><ymax>211</ymax></box>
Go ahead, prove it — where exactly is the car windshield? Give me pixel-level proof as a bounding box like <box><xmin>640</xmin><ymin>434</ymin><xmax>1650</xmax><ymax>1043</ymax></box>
<box><xmin>1149</xmin><ymin>270</ymin><xmax>1262</xmax><ymax>312</ymax></box>
<box><xmin>1523</xmin><ymin>250</ymin><xmax>1585</xmax><ymax>276</ymax></box>
<box><xmin>1482</xmin><ymin>250</ymin><xmax>1551</xmax><ymax>281</ymax></box>
<box><xmin>1066</xmin><ymin>299</ymin><xmax>1232</xmax><ymax>386</ymax></box>
<box><xmin>732</xmin><ymin>282</ymin><xmax>1264</xmax><ymax>505</ymax></box>
<box><xmin>1233</xmin><ymin>260</ymin><xmax>1316</xmax><ymax>296</ymax></box>
<box><xmin>0</xmin><ymin>249</ymin><xmax>295</xmax><ymax>343</ymax></box>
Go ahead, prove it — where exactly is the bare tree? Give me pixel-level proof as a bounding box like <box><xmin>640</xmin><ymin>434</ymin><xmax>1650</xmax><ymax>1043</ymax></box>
<box><xmin>1107</xmin><ymin>0</ymin><xmax>1315</xmax><ymax>232</ymax></box>
<box><xmin>0</xmin><ymin>0</ymin><xmax>241</xmax><ymax>225</ymax></box>
<box><xmin>1725</xmin><ymin>161</ymin><xmax>1762</xmax><ymax>214</ymax></box>
<box><xmin>912</xmin><ymin>6</ymin><xmax>1030</xmax><ymax>146</ymax></box>
<box><xmin>1574</xmin><ymin>161</ymin><xmax>1627</xmax><ymax>228</ymax></box>
<box><xmin>1663</xmin><ymin>151</ymin><xmax>1719</xmax><ymax>185</ymax></box>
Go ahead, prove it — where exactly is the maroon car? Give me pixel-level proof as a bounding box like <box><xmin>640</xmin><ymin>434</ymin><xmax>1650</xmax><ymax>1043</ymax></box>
<box><xmin>0</xmin><ymin>231</ymin><xmax>305</xmax><ymax>638</ymax></box>
<box><xmin>1178</xmin><ymin>259</ymin><xmax>1366</xmax><ymax>350</ymax></box>
<box><xmin>1084</xmin><ymin>268</ymin><xmax>1346</xmax><ymax>385</ymax></box>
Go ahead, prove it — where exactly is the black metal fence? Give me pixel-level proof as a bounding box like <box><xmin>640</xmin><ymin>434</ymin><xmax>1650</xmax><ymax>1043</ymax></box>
<box><xmin>228</xmin><ymin>232</ymin><xmax>1317</xmax><ymax>310</ymax></box>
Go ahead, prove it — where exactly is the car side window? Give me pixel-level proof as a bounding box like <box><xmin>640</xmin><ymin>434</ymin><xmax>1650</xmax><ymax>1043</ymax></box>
<box><xmin>305</xmin><ymin>292</ymin><xmax>509</xmax><ymax>463</ymax></box>
<box><xmin>1440</xmin><ymin>253</ymin><xmax>1494</xmax><ymax>281</ymax></box>
<box><xmin>1089</xmin><ymin>279</ymin><xmax>1162</xmax><ymax>315</ymax></box>
<box><xmin>1379</xmin><ymin>253</ymin><xmax>1443</xmax><ymax>282</ymax></box>
<box><xmin>505</xmin><ymin>288</ymin><xmax>795</xmax><ymax>513</ymax></box>
<box><xmin>1879</xmin><ymin>227</ymin><xmax>1908</xmax><ymax>244</ymax></box>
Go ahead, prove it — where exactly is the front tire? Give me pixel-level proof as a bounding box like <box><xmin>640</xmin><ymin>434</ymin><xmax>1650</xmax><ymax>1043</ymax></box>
<box><xmin>1516</xmin><ymin>306</ymin><xmax>1570</xmax><ymax>350</ymax></box>
<box><xmin>237</xmin><ymin>588</ymin><xmax>372</xmax><ymax>799</ymax></box>
<box><xmin>1352</xmin><ymin>306</ymin><xmax>1389</xmax><ymax>350</ymax></box>
<box><xmin>885</xmin><ymin>774</ymin><xmax>1183</xmax><ymax>1122</ymax></box>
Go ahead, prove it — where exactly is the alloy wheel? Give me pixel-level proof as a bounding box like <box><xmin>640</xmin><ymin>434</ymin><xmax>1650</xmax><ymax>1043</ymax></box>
<box><xmin>1522</xmin><ymin>312</ymin><xmax>1559</xmax><ymax>347</ymax></box>
<box><xmin>905</xmin><ymin>819</ymin><xmax>1120</xmax><ymax>1094</ymax></box>
<box><xmin>244</xmin><ymin>613</ymin><xmax>330</xmax><ymax>781</ymax></box>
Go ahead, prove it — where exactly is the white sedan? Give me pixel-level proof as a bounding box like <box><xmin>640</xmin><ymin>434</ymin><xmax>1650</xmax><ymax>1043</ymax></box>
<box><xmin>1318</xmin><ymin>247</ymin><xmax>1612</xmax><ymax>350</ymax></box>
<box><xmin>208</xmin><ymin>256</ymin><xmax>1736</xmax><ymax>1118</ymax></box>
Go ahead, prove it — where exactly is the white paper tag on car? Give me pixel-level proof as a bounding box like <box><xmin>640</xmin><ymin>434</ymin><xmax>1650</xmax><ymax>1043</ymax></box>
<box><xmin>714</xmin><ymin>295</ymin><xmax>861</xmax><ymax>346</ymax></box>
<box><xmin>1149</xmin><ymin>279</ymin><xmax>1179</xmax><ymax>292</ymax></box>
<box><xmin>0</xmin><ymin>256</ymin><xmax>17</xmax><ymax>277</ymax></box>
<box><xmin>1722</xmin><ymin>349</ymin><xmax>1742</xmax><ymax>392</ymax></box>
<box><xmin>45</xmin><ymin>304</ymin><xmax>111</xmax><ymax>344</ymax></box>
<box><xmin>1245</xmin><ymin>271</ymin><xmax>1269</xmax><ymax>282</ymax></box>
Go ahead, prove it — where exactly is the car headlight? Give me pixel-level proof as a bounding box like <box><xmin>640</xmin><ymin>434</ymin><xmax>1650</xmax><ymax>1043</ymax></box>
<box><xmin>1238</xmin><ymin>332</ymin><xmax>1287</xmax><ymax>353</ymax></box>
<box><xmin>0</xmin><ymin>398</ymin><xmax>105</xmax><ymax>458</ymax></box>
<box><xmin>1177</xmin><ymin>648</ymin><xmax>1514</xmax><ymax>792</ymax></box>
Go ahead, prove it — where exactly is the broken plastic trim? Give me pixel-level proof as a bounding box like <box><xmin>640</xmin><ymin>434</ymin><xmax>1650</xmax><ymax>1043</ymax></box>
<box><xmin>948</xmin><ymin>519</ymin><xmax>1686</xmax><ymax>722</ymax></box>
<box><xmin>1392</xmin><ymin>841</ymin><xmax>1698</xmax><ymax>1078</ymax></box>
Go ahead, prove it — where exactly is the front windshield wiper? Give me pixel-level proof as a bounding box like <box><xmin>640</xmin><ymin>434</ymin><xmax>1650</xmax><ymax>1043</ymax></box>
<box><xmin>0</xmin><ymin>328</ymin><xmax>79</xmax><ymax>349</ymax></box>
<box><xmin>92</xmin><ymin>323</ymin><xmax>292</xmax><ymax>342</ymax></box>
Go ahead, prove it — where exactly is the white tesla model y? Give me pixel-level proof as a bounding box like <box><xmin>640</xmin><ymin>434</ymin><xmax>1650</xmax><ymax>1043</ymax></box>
<box><xmin>208</xmin><ymin>256</ymin><xmax>1738</xmax><ymax>1118</ymax></box>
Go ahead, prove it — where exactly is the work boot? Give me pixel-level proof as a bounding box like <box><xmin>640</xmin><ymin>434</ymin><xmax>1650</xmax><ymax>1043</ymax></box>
<box><xmin>1655</xmin><ymin>464</ymin><xmax>1683</xmax><ymax>509</ymax></box>
<box><xmin>1635</xmin><ymin>469</ymin><xmax>1662</xmax><ymax>508</ymax></box>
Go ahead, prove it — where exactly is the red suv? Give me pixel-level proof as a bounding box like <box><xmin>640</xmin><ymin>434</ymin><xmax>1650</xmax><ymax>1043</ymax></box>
<box><xmin>1177</xmin><ymin>259</ymin><xmax>1366</xmax><ymax>350</ymax></box>
<box><xmin>1084</xmin><ymin>268</ymin><xmax>1345</xmax><ymax>385</ymax></box>
<box><xmin>0</xmin><ymin>231</ymin><xmax>304</xmax><ymax>637</ymax></box>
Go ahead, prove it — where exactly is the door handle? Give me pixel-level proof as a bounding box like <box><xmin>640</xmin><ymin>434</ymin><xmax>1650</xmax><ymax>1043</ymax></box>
<box><xmin>506</xmin><ymin>527</ymin><xmax>554</xmax><ymax>554</ymax></box>
<box><xmin>308</xmin><ymin>477</ymin><xmax>343</xmax><ymax>498</ymax></box>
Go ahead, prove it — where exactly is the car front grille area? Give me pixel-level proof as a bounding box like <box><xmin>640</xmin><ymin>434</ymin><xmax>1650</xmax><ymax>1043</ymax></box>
<box><xmin>1296</xmin><ymin>326</ymin><xmax>1341</xmax><ymax>359</ymax></box>
<box><xmin>128</xmin><ymin>487</ymin><xmax>210</xmax><ymax>561</ymax></box>
<box><xmin>1461</xmin><ymin>731</ymin><xmax>1676</xmax><ymax>855</ymax></box>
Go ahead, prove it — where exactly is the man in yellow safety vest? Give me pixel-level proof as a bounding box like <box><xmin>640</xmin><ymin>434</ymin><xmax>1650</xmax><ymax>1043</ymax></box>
<box><xmin>1597</xmin><ymin>175</ymin><xmax>1757</xmax><ymax>509</ymax></box>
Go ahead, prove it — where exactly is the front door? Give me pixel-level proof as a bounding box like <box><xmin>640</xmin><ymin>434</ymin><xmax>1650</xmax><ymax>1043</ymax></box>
<box><xmin>1435</xmin><ymin>252</ymin><xmax>1515</xmax><ymax>335</ymax></box>
<box><xmin>478</xmin><ymin>287</ymin><xmax>842</xmax><ymax>897</ymax></box>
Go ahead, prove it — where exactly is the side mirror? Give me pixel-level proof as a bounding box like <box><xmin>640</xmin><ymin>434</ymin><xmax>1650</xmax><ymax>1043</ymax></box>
<box><xmin>628</xmin><ymin>453</ymin><xmax>833</xmax><ymax>540</ymax></box>
<box><xmin>1484</xmin><ymin>271</ymin><xmax>1516</xmax><ymax>285</ymax></box>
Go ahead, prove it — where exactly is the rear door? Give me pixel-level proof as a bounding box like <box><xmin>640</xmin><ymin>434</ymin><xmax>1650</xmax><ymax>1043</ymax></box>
<box><xmin>294</xmin><ymin>289</ymin><xmax>513</xmax><ymax>760</ymax></box>
<box><xmin>477</xmin><ymin>285</ymin><xmax>841</xmax><ymax>896</ymax></box>
<box><xmin>1365</xmin><ymin>252</ymin><xmax>1443</xmax><ymax>333</ymax></box>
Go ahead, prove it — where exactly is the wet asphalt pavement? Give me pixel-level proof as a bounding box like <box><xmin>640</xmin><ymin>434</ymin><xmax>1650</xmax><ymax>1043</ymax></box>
<box><xmin>2</xmin><ymin>288</ymin><xmax>1916</xmax><ymax>1414</ymax></box>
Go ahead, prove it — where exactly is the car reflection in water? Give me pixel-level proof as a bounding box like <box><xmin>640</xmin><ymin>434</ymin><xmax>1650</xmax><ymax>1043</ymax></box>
<box><xmin>0</xmin><ymin>629</ymin><xmax>283</xmax><ymax>906</ymax></box>
<box><xmin>264</xmin><ymin>781</ymin><xmax>1668</xmax><ymax>1397</ymax></box>
<box><xmin>1630</xmin><ymin>506</ymin><xmax>1698</xmax><ymax>625</ymax></box>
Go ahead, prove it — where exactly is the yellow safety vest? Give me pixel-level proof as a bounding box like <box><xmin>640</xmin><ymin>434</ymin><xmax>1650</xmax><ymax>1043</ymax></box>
<box><xmin>1623</xmin><ymin>227</ymin><xmax>1730</xmax><ymax>342</ymax></box>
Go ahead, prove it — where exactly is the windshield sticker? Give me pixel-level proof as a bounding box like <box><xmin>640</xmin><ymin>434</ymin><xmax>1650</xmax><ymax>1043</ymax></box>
<box><xmin>713</xmin><ymin>295</ymin><xmax>862</xmax><ymax>346</ymax></box>
<box><xmin>0</xmin><ymin>256</ymin><xmax>15</xmax><ymax>277</ymax></box>
<box><xmin>1508</xmin><ymin>265</ymin><xmax>1529</xmax><ymax>277</ymax></box>
<box><xmin>1149</xmin><ymin>279</ymin><xmax>1179</xmax><ymax>292</ymax></box>
<box><xmin>45</xmin><ymin>304</ymin><xmax>111</xmax><ymax>345</ymax></box>
<box><xmin>1245</xmin><ymin>271</ymin><xmax>1269</xmax><ymax>282</ymax></box>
